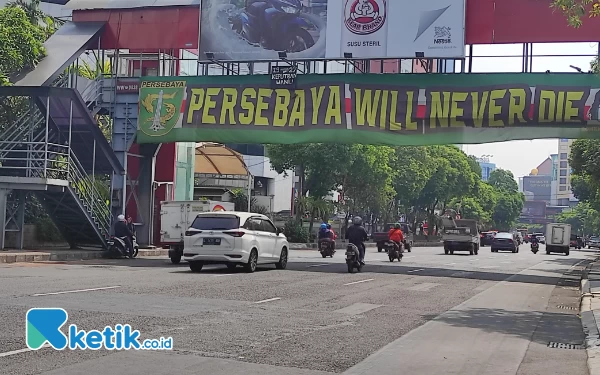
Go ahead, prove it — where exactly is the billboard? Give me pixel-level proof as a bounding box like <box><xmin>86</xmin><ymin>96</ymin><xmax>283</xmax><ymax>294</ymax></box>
<box><xmin>522</xmin><ymin>175</ymin><xmax>552</xmax><ymax>203</ymax></box>
<box><xmin>198</xmin><ymin>0</ymin><xmax>466</xmax><ymax>61</ymax></box>
<box><xmin>136</xmin><ymin>73</ymin><xmax>600</xmax><ymax>145</ymax></box>
<box><xmin>520</xmin><ymin>201</ymin><xmax>546</xmax><ymax>219</ymax></box>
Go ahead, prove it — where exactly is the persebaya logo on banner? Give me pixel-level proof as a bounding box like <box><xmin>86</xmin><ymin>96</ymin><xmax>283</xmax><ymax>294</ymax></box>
<box><xmin>138</xmin><ymin>81</ymin><xmax>186</xmax><ymax>137</ymax></box>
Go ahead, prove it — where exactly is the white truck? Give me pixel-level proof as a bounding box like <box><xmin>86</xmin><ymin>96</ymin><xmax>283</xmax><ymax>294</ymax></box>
<box><xmin>160</xmin><ymin>200</ymin><xmax>235</xmax><ymax>264</ymax></box>
<box><xmin>442</xmin><ymin>218</ymin><xmax>480</xmax><ymax>255</ymax></box>
<box><xmin>545</xmin><ymin>223</ymin><xmax>571</xmax><ymax>256</ymax></box>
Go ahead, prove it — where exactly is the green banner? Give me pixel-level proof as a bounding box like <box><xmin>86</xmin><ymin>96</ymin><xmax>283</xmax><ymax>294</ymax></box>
<box><xmin>137</xmin><ymin>73</ymin><xmax>600</xmax><ymax>145</ymax></box>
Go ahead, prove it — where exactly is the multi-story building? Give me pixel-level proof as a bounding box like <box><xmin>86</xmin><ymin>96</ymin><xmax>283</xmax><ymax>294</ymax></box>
<box><xmin>557</xmin><ymin>139</ymin><xmax>578</xmax><ymax>206</ymax></box>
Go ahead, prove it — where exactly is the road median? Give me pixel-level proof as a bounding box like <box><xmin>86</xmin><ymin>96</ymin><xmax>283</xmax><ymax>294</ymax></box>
<box><xmin>0</xmin><ymin>248</ymin><xmax>170</xmax><ymax>263</ymax></box>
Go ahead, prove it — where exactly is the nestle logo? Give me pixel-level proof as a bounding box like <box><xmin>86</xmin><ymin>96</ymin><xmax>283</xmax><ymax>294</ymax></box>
<box><xmin>433</xmin><ymin>38</ymin><xmax>451</xmax><ymax>44</ymax></box>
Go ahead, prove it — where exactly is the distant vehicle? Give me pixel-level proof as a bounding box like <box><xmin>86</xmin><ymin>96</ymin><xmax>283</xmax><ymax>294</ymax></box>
<box><xmin>517</xmin><ymin>228</ymin><xmax>529</xmax><ymax>243</ymax></box>
<box><xmin>479</xmin><ymin>231</ymin><xmax>495</xmax><ymax>247</ymax></box>
<box><xmin>514</xmin><ymin>232</ymin><xmax>523</xmax><ymax>245</ymax></box>
<box><xmin>491</xmin><ymin>232</ymin><xmax>519</xmax><ymax>253</ymax></box>
<box><xmin>588</xmin><ymin>237</ymin><xmax>600</xmax><ymax>249</ymax></box>
<box><xmin>545</xmin><ymin>223</ymin><xmax>571</xmax><ymax>255</ymax></box>
<box><xmin>532</xmin><ymin>232</ymin><xmax>545</xmax><ymax>244</ymax></box>
<box><xmin>183</xmin><ymin>212</ymin><xmax>289</xmax><ymax>273</ymax></box>
<box><xmin>442</xmin><ymin>218</ymin><xmax>480</xmax><ymax>255</ymax></box>
<box><xmin>372</xmin><ymin>223</ymin><xmax>413</xmax><ymax>253</ymax></box>
<box><xmin>570</xmin><ymin>234</ymin><xmax>583</xmax><ymax>249</ymax></box>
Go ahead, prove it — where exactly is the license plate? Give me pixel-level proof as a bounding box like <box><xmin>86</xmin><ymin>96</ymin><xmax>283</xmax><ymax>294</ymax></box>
<box><xmin>203</xmin><ymin>238</ymin><xmax>221</xmax><ymax>245</ymax></box>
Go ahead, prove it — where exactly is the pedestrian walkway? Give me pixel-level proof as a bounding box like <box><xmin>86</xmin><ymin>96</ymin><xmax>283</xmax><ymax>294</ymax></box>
<box><xmin>0</xmin><ymin>248</ymin><xmax>168</xmax><ymax>263</ymax></box>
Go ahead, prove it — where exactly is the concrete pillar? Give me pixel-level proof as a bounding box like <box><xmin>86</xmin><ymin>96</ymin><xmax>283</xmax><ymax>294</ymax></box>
<box><xmin>136</xmin><ymin>144</ymin><xmax>159</xmax><ymax>247</ymax></box>
<box><xmin>0</xmin><ymin>189</ymin><xmax>10</xmax><ymax>250</ymax></box>
<box><xmin>15</xmin><ymin>191</ymin><xmax>26</xmax><ymax>250</ymax></box>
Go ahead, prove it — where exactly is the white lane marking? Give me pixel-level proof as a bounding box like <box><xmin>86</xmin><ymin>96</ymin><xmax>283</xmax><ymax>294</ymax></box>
<box><xmin>404</xmin><ymin>256</ymin><xmax>415</xmax><ymax>259</ymax></box>
<box><xmin>254</xmin><ymin>297</ymin><xmax>281</xmax><ymax>304</ymax></box>
<box><xmin>444</xmin><ymin>263</ymin><xmax>457</xmax><ymax>266</ymax></box>
<box><xmin>407</xmin><ymin>269</ymin><xmax>424</xmax><ymax>273</ymax></box>
<box><xmin>307</xmin><ymin>264</ymin><xmax>330</xmax><ymax>268</ymax></box>
<box><xmin>32</xmin><ymin>286</ymin><xmax>121</xmax><ymax>296</ymax></box>
<box><xmin>470</xmin><ymin>259</ymin><xmax>480</xmax><ymax>262</ymax></box>
<box><xmin>0</xmin><ymin>344</ymin><xmax>50</xmax><ymax>357</ymax></box>
<box><xmin>480</xmin><ymin>266</ymin><xmax>499</xmax><ymax>269</ymax></box>
<box><xmin>214</xmin><ymin>274</ymin><xmax>235</xmax><ymax>277</ymax></box>
<box><xmin>407</xmin><ymin>282</ymin><xmax>440</xmax><ymax>291</ymax></box>
<box><xmin>500</xmin><ymin>261</ymin><xmax>512</xmax><ymax>264</ymax></box>
<box><xmin>334</xmin><ymin>303</ymin><xmax>382</xmax><ymax>315</ymax></box>
<box><xmin>344</xmin><ymin>279</ymin><xmax>375</xmax><ymax>286</ymax></box>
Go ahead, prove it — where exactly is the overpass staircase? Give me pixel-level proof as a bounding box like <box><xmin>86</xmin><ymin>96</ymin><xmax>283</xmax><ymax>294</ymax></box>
<box><xmin>0</xmin><ymin>21</ymin><xmax>124</xmax><ymax>250</ymax></box>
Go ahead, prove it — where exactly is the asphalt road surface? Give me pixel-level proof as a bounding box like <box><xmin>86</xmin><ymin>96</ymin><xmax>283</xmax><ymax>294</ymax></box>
<box><xmin>0</xmin><ymin>244</ymin><xmax>595</xmax><ymax>375</ymax></box>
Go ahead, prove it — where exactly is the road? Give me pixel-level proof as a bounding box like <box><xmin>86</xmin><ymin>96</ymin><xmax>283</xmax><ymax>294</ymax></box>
<box><xmin>0</xmin><ymin>244</ymin><xmax>595</xmax><ymax>375</ymax></box>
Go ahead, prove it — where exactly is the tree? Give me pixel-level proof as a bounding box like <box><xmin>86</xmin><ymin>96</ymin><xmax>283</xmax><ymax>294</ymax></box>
<box><xmin>488</xmin><ymin>169</ymin><xmax>519</xmax><ymax>193</ymax></box>
<box><xmin>552</xmin><ymin>0</ymin><xmax>600</xmax><ymax>27</ymax></box>
<box><xmin>267</xmin><ymin>144</ymin><xmax>356</xmax><ymax>198</ymax></box>
<box><xmin>556</xmin><ymin>202</ymin><xmax>600</xmax><ymax>234</ymax></box>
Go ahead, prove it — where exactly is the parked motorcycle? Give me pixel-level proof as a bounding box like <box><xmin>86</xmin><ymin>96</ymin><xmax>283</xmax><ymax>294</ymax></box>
<box><xmin>107</xmin><ymin>236</ymin><xmax>136</xmax><ymax>259</ymax></box>
<box><xmin>229</xmin><ymin>0</ymin><xmax>315</xmax><ymax>53</ymax></box>
<box><xmin>385</xmin><ymin>241</ymin><xmax>403</xmax><ymax>262</ymax></box>
<box><xmin>403</xmin><ymin>239</ymin><xmax>412</xmax><ymax>252</ymax></box>
<box><xmin>318</xmin><ymin>239</ymin><xmax>335</xmax><ymax>258</ymax></box>
<box><xmin>531</xmin><ymin>242</ymin><xmax>539</xmax><ymax>254</ymax></box>
<box><xmin>345</xmin><ymin>243</ymin><xmax>363</xmax><ymax>273</ymax></box>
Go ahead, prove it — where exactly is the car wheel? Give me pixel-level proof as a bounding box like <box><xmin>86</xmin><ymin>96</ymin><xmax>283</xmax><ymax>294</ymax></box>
<box><xmin>226</xmin><ymin>264</ymin><xmax>237</xmax><ymax>270</ymax></box>
<box><xmin>450</xmin><ymin>250</ymin><xmax>454</xmax><ymax>255</ymax></box>
<box><xmin>565</xmin><ymin>250</ymin><xmax>570</xmax><ymax>256</ymax></box>
<box><xmin>377</xmin><ymin>246</ymin><xmax>383</xmax><ymax>253</ymax></box>
<box><xmin>475</xmin><ymin>244</ymin><xmax>479</xmax><ymax>255</ymax></box>
<box><xmin>245</xmin><ymin>249</ymin><xmax>258</xmax><ymax>273</ymax></box>
<box><xmin>170</xmin><ymin>254</ymin><xmax>182</xmax><ymax>264</ymax></box>
<box><xmin>189</xmin><ymin>261</ymin><xmax>204</xmax><ymax>272</ymax></box>
<box><xmin>276</xmin><ymin>248</ymin><xmax>288</xmax><ymax>270</ymax></box>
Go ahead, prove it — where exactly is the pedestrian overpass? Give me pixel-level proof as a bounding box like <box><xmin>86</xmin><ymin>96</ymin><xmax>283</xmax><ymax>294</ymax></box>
<box><xmin>2</xmin><ymin>14</ymin><xmax>600</xmax><ymax>251</ymax></box>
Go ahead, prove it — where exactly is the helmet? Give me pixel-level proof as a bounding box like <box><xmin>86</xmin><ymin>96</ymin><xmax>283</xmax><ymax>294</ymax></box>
<box><xmin>394</xmin><ymin>223</ymin><xmax>401</xmax><ymax>229</ymax></box>
<box><xmin>326</xmin><ymin>224</ymin><xmax>331</xmax><ymax>229</ymax></box>
<box><xmin>320</xmin><ymin>223</ymin><xmax>327</xmax><ymax>230</ymax></box>
<box><xmin>353</xmin><ymin>216</ymin><xmax>362</xmax><ymax>225</ymax></box>
<box><xmin>117</xmin><ymin>214</ymin><xmax>125</xmax><ymax>221</ymax></box>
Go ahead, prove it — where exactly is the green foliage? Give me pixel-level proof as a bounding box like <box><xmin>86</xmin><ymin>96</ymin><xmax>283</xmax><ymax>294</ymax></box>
<box><xmin>230</xmin><ymin>188</ymin><xmax>270</xmax><ymax>214</ymax></box>
<box><xmin>551</xmin><ymin>0</ymin><xmax>600</xmax><ymax>28</ymax></box>
<box><xmin>267</xmin><ymin>144</ymin><xmax>524</xmax><ymax>233</ymax></box>
<box><xmin>556</xmin><ymin>202</ymin><xmax>600</xmax><ymax>234</ymax></box>
<box><xmin>283</xmin><ymin>220</ymin><xmax>309</xmax><ymax>243</ymax></box>
<box><xmin>0</xmin><ymin>7</ymin><xmax>46</xmax><ymax>79</ymax></box>
<box><xmin>34</xmin><ymin>216</ymin><xmax>63</xmax><ymax>242</ymax></box>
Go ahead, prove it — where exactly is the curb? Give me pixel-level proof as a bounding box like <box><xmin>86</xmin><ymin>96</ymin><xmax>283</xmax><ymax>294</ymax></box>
<box><xmin>0</xmin><ymin>249</ymin><xmax>169</xmax><ymax>263</ymax></box>
<box><xmin>580</xmin><ymin>258</ymin><xmax>600</xmax><ymax>375</ymax></box>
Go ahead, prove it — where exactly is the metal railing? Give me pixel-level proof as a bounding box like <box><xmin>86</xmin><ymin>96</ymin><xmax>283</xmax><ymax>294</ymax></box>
<box><xmin>0</xmin><ymin>141</ymin><xmax>112</xmax><ymax>241</ymax></box>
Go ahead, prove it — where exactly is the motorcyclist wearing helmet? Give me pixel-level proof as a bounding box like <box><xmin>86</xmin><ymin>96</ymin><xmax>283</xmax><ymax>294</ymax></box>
<box><xmin>318</xmin><ymin>223</ymin><xmax>334</xmax><ymax>252</ymax></box>
<box><xmin>388</xmin><ymin>223</ymin><xmax>404</xmax><ymax>251</ymax></box>
<box><xmin>345</xmin><ymin>216</ymin><xmax>369</xmax><ymax>265</ymax></box>
<box><xmin>114</xmin><ymin>214</ymin><xmax>134</xmax><ymax>256</ymax></box>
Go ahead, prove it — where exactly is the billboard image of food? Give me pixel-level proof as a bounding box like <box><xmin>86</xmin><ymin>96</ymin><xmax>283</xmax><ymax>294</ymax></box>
<box><xmin>198</xmin><ymin>0</ymin><xmax>466</xmax><ymax>61</ymax></box>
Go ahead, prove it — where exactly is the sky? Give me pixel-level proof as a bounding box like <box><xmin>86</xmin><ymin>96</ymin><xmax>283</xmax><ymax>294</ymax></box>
<box><xmin>461</xmin><ymin>42</ymin><xmax>598</xmax><ymax>179</ymax></box>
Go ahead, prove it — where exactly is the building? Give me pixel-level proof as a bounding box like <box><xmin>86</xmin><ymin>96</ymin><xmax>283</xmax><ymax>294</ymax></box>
<box><xmin>475</xmin><ymin>156</ymin><xmax>496</xmax><ymax>181</ymax></box>
<box><xmin>557</xmin><ymin>139</ymin><xmax>579</xmax><ymax>206</ymax></box>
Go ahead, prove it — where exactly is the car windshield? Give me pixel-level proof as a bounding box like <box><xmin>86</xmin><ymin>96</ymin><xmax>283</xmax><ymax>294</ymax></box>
<box><xmin>190</xmin><ymin>215</ymin><xmax>240</xmax><ymax>230</ymax></box>
<box><xmin>495</xmin><ymin>233</ymin><xmax>512</xmax><ymax>239</ymax></box>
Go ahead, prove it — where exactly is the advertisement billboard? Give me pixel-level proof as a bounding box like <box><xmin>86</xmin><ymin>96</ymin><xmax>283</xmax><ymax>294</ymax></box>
<box><xmin>522</xmin><ymin>175</ymin><xmax>552</xmax><ymax>203</ymax></box>
<box><xmin>136</xmin><ymin>73</ymin><xmax>600</xmax><ymax>145</ymax></box>
<box><xmin>520</xmin><ymin>201</ymin><xmax>546</xmax><ymax>219</ymax></box>
<box><xmin>198</xmin><ymin>0</ymin><xmax>466</xmax><ymax>61</ymax></box>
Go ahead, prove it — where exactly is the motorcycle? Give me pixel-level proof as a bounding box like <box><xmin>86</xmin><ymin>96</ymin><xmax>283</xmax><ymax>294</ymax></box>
<box><xmin>229</xmin><ymin>0</ymin><xmax>315</xmax><ymax>53</ymax></box>
<box><xmin>107</xmin><ymin>236</ymin><xmax>137</xmax><ymax>259</ymax></box>
<box><xmin>345</xmin><ymin>243</ymin><xmax>363</xmax><ymax>273</ymax></box>
<box><xmin>385</xmin><ymin>241</ymin><xmax>403</xmax><ymax>262</ymax></box>
<box><xmin>531</xmin><ymin>242</ymin><xmax>539</xmax><ymax>254</ymax></box>
<box><xmin>403</xmin><ymin>239</ymin><xmax>412</xmax><ymax>253</ymax></box>
<box><xmin>318</xmin><ymin>239</ymin><xmax>335</xmax><ymax>258</ymax></box>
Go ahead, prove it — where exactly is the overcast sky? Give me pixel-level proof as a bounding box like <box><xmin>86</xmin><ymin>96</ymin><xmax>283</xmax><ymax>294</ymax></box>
<box><xmin>463</xmin><ymin>42</ymin><xmax>598</xmax><ymax>178</ymax></box>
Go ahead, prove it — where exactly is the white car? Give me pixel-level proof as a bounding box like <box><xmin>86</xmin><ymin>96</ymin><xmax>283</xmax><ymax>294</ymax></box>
<box><xmin>183</xmin><ymin>212</ymin><xmax>289</xmax><ymax>273</ymax></box>
<box><xmin>534</xmin><ymin>233</ymin><xmax>546</xmax><ymax>244</ymax></box>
